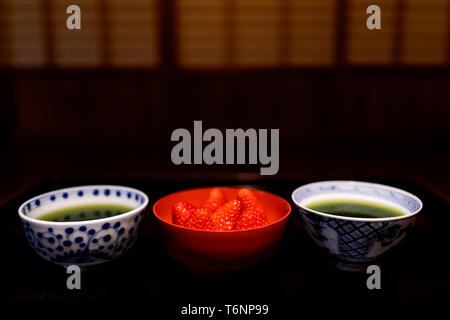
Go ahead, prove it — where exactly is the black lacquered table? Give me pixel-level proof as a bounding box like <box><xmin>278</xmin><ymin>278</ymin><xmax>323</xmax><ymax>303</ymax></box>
<box><xmin>2</xmin><ymin>179</ymin><xmax>449</xmax><ymax>316</ymax></box>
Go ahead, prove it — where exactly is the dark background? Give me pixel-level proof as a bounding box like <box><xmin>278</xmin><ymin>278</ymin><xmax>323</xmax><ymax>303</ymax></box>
<box><xmin>1</xmin><ymin>67</ymin><xmax>449</xmax><ymax>200</ymax></box>
<box><xmin>0</xmin><ymin>1</ymin><xmax>449</xmax><ymax>204</ymax></box>
<box><xmin>0</xmin><ymin>0</ymin><xmax>450</xmax><ymax>312</ymax></box>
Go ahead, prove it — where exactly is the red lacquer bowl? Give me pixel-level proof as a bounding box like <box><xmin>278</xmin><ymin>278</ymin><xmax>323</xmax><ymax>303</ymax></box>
<box><xmin>153</xmin><ymin>187</ymin><xmax>291</xmax><ymax>276</ymax></box>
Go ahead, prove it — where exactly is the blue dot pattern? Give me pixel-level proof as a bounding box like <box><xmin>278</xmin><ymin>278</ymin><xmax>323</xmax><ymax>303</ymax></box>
<box><xmin>20</xmin><ymin>186</ymin><xmax>147</xmax><ymax>265</ymax></box>
<box><xmin>22</xmin><ymin>187</ymin><xmax>145</xmax><ymax>216</ymax></box>
<box><xmin>22</xmin><ymin>212</ymin><xmax>143</xmax><ymax>265</ymax></box>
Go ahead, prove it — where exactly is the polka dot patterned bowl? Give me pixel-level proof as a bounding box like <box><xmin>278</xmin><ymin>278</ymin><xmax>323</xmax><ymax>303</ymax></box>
<box><xmin>18</xmin><ymin>185</ymin><xmax>149</xmax><ymax>267</ymax></box>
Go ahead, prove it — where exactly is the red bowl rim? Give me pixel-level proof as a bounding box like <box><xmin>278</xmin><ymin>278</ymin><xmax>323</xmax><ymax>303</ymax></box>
<box><xmin>152</xmin><ymin>186</ymin><xmax>292</xmax><ymax>233</ymax></box>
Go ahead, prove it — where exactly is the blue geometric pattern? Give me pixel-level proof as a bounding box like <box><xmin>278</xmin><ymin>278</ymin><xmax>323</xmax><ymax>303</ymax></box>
<box><xmin>327</xmin><ymin>219</ymin><xmax>386</xmax><ymax>258</ymax></box>
<box><xmin>299</xmin><ymin>208</ymin><xmax>415</xmax><ymax>263</ymax></box>
<box><xmin>292</xmin><ymin>181</ymin><xmax>421</xmax><ymax>266</ymax></box>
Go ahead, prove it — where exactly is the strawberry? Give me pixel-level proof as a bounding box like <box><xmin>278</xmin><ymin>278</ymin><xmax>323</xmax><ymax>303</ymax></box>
<box><xmin>234</xmin><ymin>208</ymin><xmax>267</xmax><ymax>230</ymax></box>
<box><xmin>202</xmin><ymin>188</ymin><xmax>227</xmax><ymax>213</ymax></box>
<box><xmin>184</xmin><ymin>208</ymin><xmax>214</xmax><ymax>230</ymax></box>
<box><xmin>235</xmin><ymin>188</ymin><xmax>267</xmax><ymax>230</ymax></box>
<box><xmin>210</xmin><ymin>199</ymin><xmax>241</xmax><ymax>231</ymax></box>
<box><xmin>237</xmin><ymin>188</ymin><xmax>265</xmax><ymax>217</ymax></box>
<box><xmin>172</xmin><ymin>201</ymin><xmax>197</xmax><ymax>226</ymax></box>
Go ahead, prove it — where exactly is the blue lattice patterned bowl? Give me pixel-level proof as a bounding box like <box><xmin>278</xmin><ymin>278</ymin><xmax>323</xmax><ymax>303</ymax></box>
<box><xmin>18</xmin><ymin>185</ymin><xmax>149</xmax><ymax>267</ymax></box>
<box><xmin>292</xmin><ymin>181</ymin><xmax>423</xmax><ymax>271</ymax></box>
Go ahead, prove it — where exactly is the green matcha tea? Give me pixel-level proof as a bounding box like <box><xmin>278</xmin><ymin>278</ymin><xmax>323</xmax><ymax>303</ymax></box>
<box><xmin>306</xmin><ymin>199</ymin><xmax>405</xmax><ymax>218</ymax></box>
<box><xmin>38</xmin><ymin>203</ymin><xmax>134</xmax><ymax>222</ymax></box>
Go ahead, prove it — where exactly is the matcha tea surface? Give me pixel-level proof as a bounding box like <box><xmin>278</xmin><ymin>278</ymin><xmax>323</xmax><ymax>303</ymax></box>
<box><xmin>38</xmin><ymin>203</ymin><xmax>134</xmax><ymax>222</ymax></box>
<box><xmin>306</xmin><ymin>198</ymin><xmax>405</xmax><ymax>218</ymax></box>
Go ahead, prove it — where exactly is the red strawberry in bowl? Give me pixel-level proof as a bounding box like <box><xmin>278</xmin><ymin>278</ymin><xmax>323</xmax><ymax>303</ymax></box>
<box><xmin>202</xmin><ymin>188</ymin><xmax>227</xmax><ymax>213</ymax></box>
<box><xmin>184</xmin><ymin>208</ymin><xmax>214</xmax><ymax>231</ymax></box>
<box><xmin>153</xmin><ymin>186</ymin><xmax>292</xmax><ymax>275</ymax></box>
<box><xmin>173</xmin><ymin>188</ymin><xmax>267</xmax><ymax>231</ymax></box>
<box><xmin>172</xmin><ymin>201</ymin><xmax>197</xmax><ymax>226</ymax></box>
<box><xmin>210</xmin><ymin>199</ymin><xmax>241</xmax><ymax>231</ymax></box>
<box><xmin>237</xmin><ymin>188</ymin><xmax>266</xmax><ymax>217</ymax></box>
<box><xmin>234</xmin><ymin>208</ymin><xmax>267</xmax><ymax>230</ymax></box>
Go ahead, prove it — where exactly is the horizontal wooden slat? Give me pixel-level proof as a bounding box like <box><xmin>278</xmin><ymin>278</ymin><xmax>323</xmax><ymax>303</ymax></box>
<box><xmin>4</xmin><ymin>0</ymin><xmax>47</xmax><ymax>66</ymax></box>
<box><xmin>234</xmin><ymin>0</ymin><xmax>281</xmax><ymax>67</ymax></box>
<box><xmin>107</xmin><ymin>0</ymin><xmax>159</xmax><ymax>67</ymax></box>
<box><xmin>347</xmin><ymin>0</ymin><xmax>396</xmax><ymax>64</ymax></box>
<box><xmin>402</xmin><ymin>0</ymin><xmax>448</xmax><ymax>65</ymax></box>
<box><xmin>50</xmin><ymin>0</ymin><xmax>102</xmax><ymax>66</ymax></box>
<box><xmin>288</xmin><ymin>0</ymin><xmax>336</xmax><ymax>66</ymax></box>
<box><xmin>1</xmin><ymin>0</ymin><xmax>449</xmax><ymax>68</ymax></box>
<box><xmin>176</xmin><ymin>0</ymin><xmax>227</xmax><ymax>67</ymax></box>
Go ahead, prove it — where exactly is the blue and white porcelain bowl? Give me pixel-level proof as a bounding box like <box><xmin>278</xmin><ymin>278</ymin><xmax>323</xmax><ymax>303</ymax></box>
<box><xmin>292</xmin><ymin>181</ymin><xmax>423</xmax><ymax>271</ymax></box>
<box><xmin>18</xmin><ymin>185</ymin><xmax>149</xmax><ymax>267</ymax></box>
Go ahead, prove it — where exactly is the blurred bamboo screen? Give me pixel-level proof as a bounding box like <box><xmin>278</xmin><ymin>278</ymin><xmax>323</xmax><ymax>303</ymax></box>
<box><xmin>0</xmin><ymin>0</ymin><xmax>449</xmax><ymax>68</ymax></box>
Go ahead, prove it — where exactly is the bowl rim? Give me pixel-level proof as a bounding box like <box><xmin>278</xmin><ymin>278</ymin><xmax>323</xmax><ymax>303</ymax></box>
<box><xmin>153</xmin><ymin>186</ymin><xmax>292</xmax><ymax>233</ymax></box>
<box><xmin>18</xmin><ymin>185</ymin><xmax>149</xmax><ymax>226</ymax></box>
<box><xmin>291</xmin><ymin>180</ymin><xmax>423</xmax><ymax>222</ymax></box>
